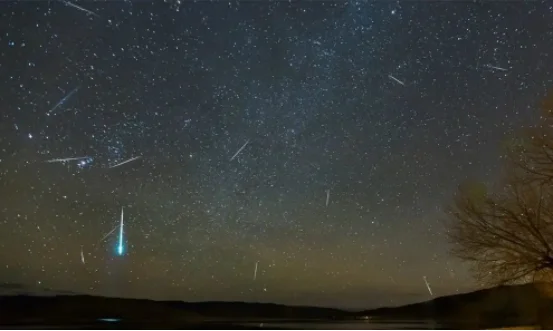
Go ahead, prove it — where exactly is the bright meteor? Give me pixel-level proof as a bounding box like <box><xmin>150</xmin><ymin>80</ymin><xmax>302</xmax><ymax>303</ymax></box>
<box><xmin>117</xmin><ymin>207</ymin><xmax>125</xmax><ymax>256</ymax></box>
<box><xmin>46</xmin><ymin>156</ymin><xmax>90</xmax><ymax>163</ymax></box>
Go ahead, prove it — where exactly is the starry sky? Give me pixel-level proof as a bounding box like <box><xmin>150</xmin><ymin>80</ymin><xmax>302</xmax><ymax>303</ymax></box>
<box><xmin>1</xmin><ymin>0</ymin><xmax>553</xmax><ymax>310</ymax></box>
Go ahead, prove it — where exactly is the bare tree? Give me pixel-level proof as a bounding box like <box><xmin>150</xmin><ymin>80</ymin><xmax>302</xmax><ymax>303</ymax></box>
<box><xmin>447</xmin><ymin>180</ymin><xmax>553</xmax><ymax>285</ymax></box>
<box><xmin>447</xmin><ymin>94</ymin><xmax>553</xmax><ymax>328</ymax></box>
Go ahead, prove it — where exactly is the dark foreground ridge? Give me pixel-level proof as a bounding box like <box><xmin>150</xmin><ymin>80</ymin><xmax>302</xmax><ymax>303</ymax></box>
<box><xmin>357</xmin><ymin>282</ymin><xmax>553</xmax><ymax>329</ymax></box>
<box><xmin>0</xmin><ymin>294</ymin><xmax>348</xmax><ymax>329</ymax></box>
<box><xmin>2</xmin><ymin>283</ymin><xmax>553</xmax><ymax>329</ymax></box>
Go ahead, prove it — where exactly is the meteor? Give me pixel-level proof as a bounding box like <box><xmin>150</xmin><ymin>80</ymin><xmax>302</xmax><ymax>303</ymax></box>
<box><xmin>230</xmin><ymin>140</ymin><xmax>250</xmax><ymax>161</ymax></box>
<box><xmin>46</xmin><ymin>156</ymin><xmax>90</xmax><ymax>163</ymax></box>
<box><xmin>388</xmin><ymin>74</ymin><xmax>405</xmax><ymax>86</ymax></box>
<box><xmin>110</xmin><ymin>156</ymin><xmax>142</xmax><ymax>169</ymax></box>
<box><xmin>423</xmin><ymin>276</ymin><xmax>433</xmax><ymax>296</ymax></box>
<box><xmin>98</xmin><ymin>225</ymin><xmax>118</xmax><ymax>244</ymax></box>
<box><xmin>47</xmin><ymin>86</ymin><xmax>79</xmax><ymax>114</ymax></box>
<box><xmin>117</xmin><ymin>207</ymin><xmax>125</xmax><ymax>256</ymax></box>
<box><xmin>485</xmin><ymin>64</ymin><xmax>508</xmax><ymax>72</ymax></box>
<box><xmin>61</xmin><ymin>1</ymin><xmax>100</xmax><ymax>18</ymax></box>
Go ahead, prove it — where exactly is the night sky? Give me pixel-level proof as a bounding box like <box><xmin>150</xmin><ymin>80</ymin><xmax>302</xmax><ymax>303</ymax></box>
<box><xmin>1</xmin><ymin>0</ymin><xmax>553</xmax><ymax>310</ymax></box>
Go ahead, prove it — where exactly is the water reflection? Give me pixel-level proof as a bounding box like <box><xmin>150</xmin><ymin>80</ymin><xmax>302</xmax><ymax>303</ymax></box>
<box><xmin>97</xmin><ymin>318</ymin><xmax>121</xmax><ymax>323</ymax></box>
<box><xmin>246</xmin><ymin>320</ymin><xmax>440</xmax><ymax>330</ymax></box>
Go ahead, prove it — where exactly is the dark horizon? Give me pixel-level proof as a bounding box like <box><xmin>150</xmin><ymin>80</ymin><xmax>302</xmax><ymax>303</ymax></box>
<box><xmin>0</xmin><ymin>281</ymin><xmax>477</xmax><ymax>311</ymax></box>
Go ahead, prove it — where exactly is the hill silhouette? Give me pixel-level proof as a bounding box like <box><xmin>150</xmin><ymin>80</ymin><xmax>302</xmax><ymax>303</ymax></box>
<box><xmin>0</xmin><ymin>294</ymin><xmax>348</xmax><ymax>328</ymax></box>
<box><xmin>359</xmin><ymin>283</ymin><xmax>553</xmax><ymax>329</ymax></box>
<box><xmin>2</xmin><ymin>283</ymin><xmax>553</xmax><ymax>328</ymax></box>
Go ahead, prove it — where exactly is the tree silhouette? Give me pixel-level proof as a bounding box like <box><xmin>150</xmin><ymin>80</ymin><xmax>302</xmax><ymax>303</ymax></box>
<box><xmin>447</xmin><ymin>92</ymin><xmax>553</xmax><ymax>286</ymax></box>
<box><xmin>447</xmin><ymin>180</ymin><xmax>553</xmax><ymax>285</ymax></box>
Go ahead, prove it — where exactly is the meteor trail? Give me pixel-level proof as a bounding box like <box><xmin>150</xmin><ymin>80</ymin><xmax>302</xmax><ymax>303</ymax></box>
<box><xmin>388</xmin><ymin>75</ymin><xmax>405</xmax><ymax>86</ymax></box>
<box><xmin>61</xmin><ymin>1</ymin><xmax>100</xmax><ymax>18</ymax></box>
<box><xmin>46</xmin><ymin>156</ymin><xmax>90</xmax><ymax>163</ymax></box>
<box><xmin>98</xmin><ymin>225</ymin><xmax>118</xmax><ymax>244</ymax></box>
<box><xmin>485</xmin><ymin>64</ymin><xmax>508</xmax><ymax>72</ymax></box>
<box><xmin>325</xmin><ymin>189</ymin><xmax>330</xmax><ymax>207</ymax></box>
<box><xmin>109</xmin><ymin>156</ymin><xmax>142</xmax><ymax>169</ymax></box>
<box><xmin>80</xmin><ymin>246</ymin><xmax>85</xmax><ymax>264</ymax></box>
<box><xmin>48</xmin><ymin>86</ymin><xmax>79</xmax><ymax>115</ymax></box>
<box><xmin>230</xmin><ymin>140</ymin><xmax>249</xmax><ymax>161</ymax></box>
<box><xmin>117</xmin><ymin>207</ymin><xmax>125</xmax><ymax>256</ymax></box>
<box><xmin>253</xmin><ymin>261</ymin><xmax>258</xmax><ymax>281</ymax></box>
<box><xmin>423</xmin><ymin>276</ymin><xmax>433</xmax><ymax>296</ymax></box>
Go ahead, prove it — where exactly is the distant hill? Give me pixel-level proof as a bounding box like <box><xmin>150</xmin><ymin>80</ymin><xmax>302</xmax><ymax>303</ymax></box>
<box><xmin>3</xmin><ymin>283</ymin><xmax>553</xmax><ymax>328</ymax></box>
<box><xmin>0</xmin><ymin>294</ymin><xmax>348</xmax><ymax>327</ymax></box>
<box><xmin>358</xmin><ymin>283</ymin><xmax>553</xmax><ymax>329</ymax></box>
<box><xmin>168</xmin><ymin>301</ymin><xmax>347</xmax><ymax>320</ymax></box>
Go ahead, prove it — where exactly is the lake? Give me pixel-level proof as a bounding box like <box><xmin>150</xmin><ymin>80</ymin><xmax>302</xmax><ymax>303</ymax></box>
<box><xmin>243</xmin><ymin>320</ymin><xmax>441</xmax><ymax>329</ymax></box>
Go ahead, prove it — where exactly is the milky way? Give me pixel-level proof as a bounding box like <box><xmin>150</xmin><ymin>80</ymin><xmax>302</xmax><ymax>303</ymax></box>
<box><xmin>0</xmin><ymin>1</ymin><xmax>552</xmax><ymax>309</ymax></box>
